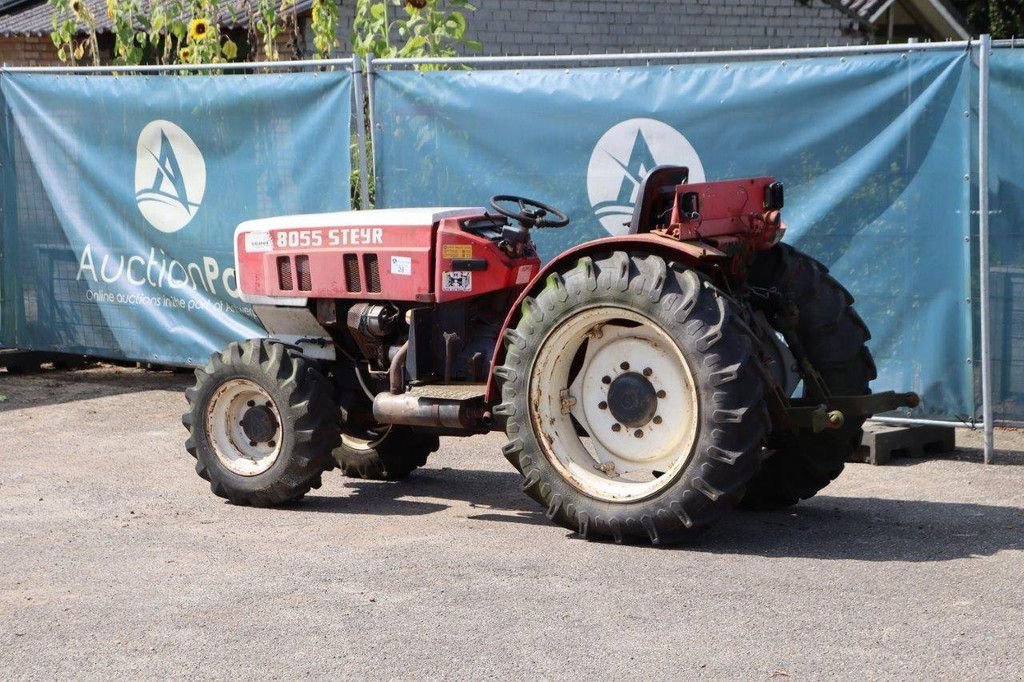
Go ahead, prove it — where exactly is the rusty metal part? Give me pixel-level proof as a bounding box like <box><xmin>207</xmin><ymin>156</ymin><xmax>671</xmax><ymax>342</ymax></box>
<box><xmin>782</xmin><ymin>391</ymin><xmax>921</xmax><ymax>433</ymax></box>
<box><xmin>443</xmin><ymin>332</ymin><xmax>459</xmax><ymax>384</ymax></box>
<box><xmin>784</xmin><ymin>405</ymin><xmax>845</xmax><ymax>433</ymax></box>
<box><xmin>373</xmin><ymin>392</ymin><xmax>487</xmax><ymax>430</ymax></box>
<box><xmin>388</xmin><ymin>340</ymin><xmax>409</xmax><ymax>394</ymax></box>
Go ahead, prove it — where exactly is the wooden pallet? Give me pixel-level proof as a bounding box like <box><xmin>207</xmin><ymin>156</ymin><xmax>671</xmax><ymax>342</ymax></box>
<box><xmin>850</xmin><ymin>423</ymin><xmax>957</xmax><ymax>466</ymax></box>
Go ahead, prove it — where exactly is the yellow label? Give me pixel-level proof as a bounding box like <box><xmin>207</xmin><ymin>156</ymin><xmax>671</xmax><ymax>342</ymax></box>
<box><xmin>442</xmin><ymin>244</ymin><xmax>473</xmax><ymax>260</ymax></box>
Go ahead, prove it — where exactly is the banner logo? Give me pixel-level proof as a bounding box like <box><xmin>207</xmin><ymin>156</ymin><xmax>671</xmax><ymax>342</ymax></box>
<box><xmin>587</xmin><ymin>118</ymin><xmax>705</xmax><ymax>235</ymax></box>
<box><xmin>135</xmin><ymin>120</ymin><xmax>206</xmax><ymax>234</ymax></box>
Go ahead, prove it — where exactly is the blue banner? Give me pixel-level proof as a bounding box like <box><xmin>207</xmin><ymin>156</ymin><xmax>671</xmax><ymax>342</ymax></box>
<box><xmin>989</xmin><ymin>49</ymin><xmax>1024</xmax><ymax>422</ymax></box>
<box><xmin>0</xmin><ymin>71</ymin><xmax>352</xmax><ymax>366</ymax></box>
<box><xmin>373</xmin><ymin>51</ymin><xmax>973</xmax><ymax>420</ymax></box>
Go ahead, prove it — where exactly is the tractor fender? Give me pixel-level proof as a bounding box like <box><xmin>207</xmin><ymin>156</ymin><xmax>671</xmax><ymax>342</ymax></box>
<box><xmin>484</xmin><ymin>234</ymin><xmax>726</xmax><ymax>404</ymax></box>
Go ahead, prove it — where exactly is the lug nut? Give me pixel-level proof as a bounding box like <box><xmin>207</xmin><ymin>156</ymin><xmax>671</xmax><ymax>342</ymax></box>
<box><xmin>247</xmin><ymin>400</ymin><xmax>255</xmax><ymax>407</ymax></box>
<box><xmin>268</xmin><ymin>440</ymin><xmax>276</xmax><ymax>447</ymax></box>
<box><xmin>643</xmin><ymin>367</ymin><xmax>652</xmax><ymax>377</ymax></box>
<box><xmin>611</xmin><ymin>423</ymin><xmax>622</xmax><ymax>432</ymax></box>
<box><xmin>249</xmin><ymin>441</ymin><xmax>257</xmax><ymax>447</ymax></box>
<box><xmin>620</xmin><ymin>362</ymin><xmax>630</xmax><ymax>370</ymax></box>
<box><xmin>657</xmin><ymin>390</ymin><xmax>666</xmax><ymax>399</ymax></box>
<box><xmin>634</xmin><ymin>430</ymin><xmax>644</xmax><ymax>438</ymax></box>
<box><xmin>598</xmin><ymin>401</ymin><xmax>608</xmax><ymax>410</ymax></box>
<box><xmin>602</xmin><ymin>375</ymin><xmax>611</xmax><ymax>385</ymax></box>
<box><xmin>653</xmin><ymin>415</ymin><xmax>663</xmax><ymax>424</ymax></box>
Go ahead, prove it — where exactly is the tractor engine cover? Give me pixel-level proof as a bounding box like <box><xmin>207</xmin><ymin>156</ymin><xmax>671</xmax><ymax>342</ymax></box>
<box><xmin>232</xmin><ymin>208</ymin><xmax>486</xmax><ymax>305</ymax></box>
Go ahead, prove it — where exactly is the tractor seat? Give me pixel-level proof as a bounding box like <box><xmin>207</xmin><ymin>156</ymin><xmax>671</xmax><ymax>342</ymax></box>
<box><xmin>627</xmin><ymin>165</ymin><xmax>690</xmax><ymax>234</ymax></box>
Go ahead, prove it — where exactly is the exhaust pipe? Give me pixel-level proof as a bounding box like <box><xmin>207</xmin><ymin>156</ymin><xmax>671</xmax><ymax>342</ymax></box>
<box><xmin>373</xmin><ymin>392</ymin><xmax>486</xmax><ymax>430</ymax></box>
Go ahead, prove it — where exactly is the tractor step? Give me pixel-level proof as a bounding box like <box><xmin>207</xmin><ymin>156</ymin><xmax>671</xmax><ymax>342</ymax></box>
<box><xmin>407</xmin><ymin>383</ymin><xmax>486</xmax><ymax>401</ymax></box>
<box><xmin>850</xmin><ymin>423</ymin><xmax>956</xmax><ymax>466</ymax></box>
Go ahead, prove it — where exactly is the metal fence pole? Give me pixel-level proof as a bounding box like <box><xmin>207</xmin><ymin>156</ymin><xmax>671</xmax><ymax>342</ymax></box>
<box><xmin>365</xmin><ymin>54</ymin><xmax>379</xmax><ymax>208</ymax></box>
<box><xmin>351</xmin><ymin>55</ymin><xmax>370</xmax><ymax>210</ymax></box>
<box><xmin>978</xmin><ymin>34</ymin><xmax>995</xmax><ymax>464</ymax></box>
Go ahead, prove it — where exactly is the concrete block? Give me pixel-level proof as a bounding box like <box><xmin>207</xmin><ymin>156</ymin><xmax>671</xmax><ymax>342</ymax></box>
<box><xmin>851</xmin><ymin>423</ymin><xmax>957</xmax><ymax>466</ymax></box>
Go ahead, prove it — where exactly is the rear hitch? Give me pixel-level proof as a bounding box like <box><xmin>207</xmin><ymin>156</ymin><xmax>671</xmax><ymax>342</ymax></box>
<box><xmin>784</xmin><ymin>391</ymin><xmax>920</xmax><ymax>433</ymax></box>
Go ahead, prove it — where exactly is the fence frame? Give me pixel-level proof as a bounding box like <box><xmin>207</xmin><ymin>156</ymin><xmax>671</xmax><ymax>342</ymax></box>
<box><xmin>365</xmin><ymin>38</ymin><xmax>1000</xmax><ymax>462</ymax></box>
<box><xmin>0</xmin><ymin>39</ymin><xmax>1009</xmax><ymax>461</ymax></box>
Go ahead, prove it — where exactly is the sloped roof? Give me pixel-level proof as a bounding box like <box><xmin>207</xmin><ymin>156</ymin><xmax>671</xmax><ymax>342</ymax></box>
<box><xmin>827</xmin><ymin>0</ymin><xmax>969</xmax><ymax>39</ymax></box>
<box><xmin>0</xmin><ymin>0</ymin><xmax>312</xmax><ymax>37</ymax></box>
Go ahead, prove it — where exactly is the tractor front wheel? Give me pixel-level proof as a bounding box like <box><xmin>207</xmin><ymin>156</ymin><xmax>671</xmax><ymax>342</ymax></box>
<box><xmin>332</xmin><ymin>425</ymin><xmax>439</xmax><ymax>480</ymax></box>
<box><xmin>183</xmin><ymin>339</ymin><xmax>339</xmax><ymax>506</ymax></box>
<box><xmin>497</xmin><ymin>252</ymin><xmax>769</xmax><ymax>545</ymax></box>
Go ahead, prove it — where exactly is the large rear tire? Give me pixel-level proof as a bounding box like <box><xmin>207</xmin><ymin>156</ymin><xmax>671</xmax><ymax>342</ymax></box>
<box><xmin>496</xmin><ymin>252</ymin><xmax>769</xmax><ymax>545</ymax></box>
<box><xmin>183</xmin><ymin>339</ymin><xmax>339</xmax><ymax>506</ymax></box>
<box><xmin>740</xmin><ymin>243</ymin><xmax>877</xmax><ymax>509</ymax></box>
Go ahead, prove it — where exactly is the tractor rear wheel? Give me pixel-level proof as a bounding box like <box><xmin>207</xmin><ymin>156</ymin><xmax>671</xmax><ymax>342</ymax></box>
<box><xmin>496</xmin><ymin>252</ymin><xmax>769</xmax><ymax>545</ymax></box>
<box><xmin>740</xmin><ymin>243</ymin><xmax>877</xmax><ymax>509</ymax></box>
<box><xmin>183</xmin><ymin>339</ymin><xmax>339</xmax><ymax>506</ymax></box>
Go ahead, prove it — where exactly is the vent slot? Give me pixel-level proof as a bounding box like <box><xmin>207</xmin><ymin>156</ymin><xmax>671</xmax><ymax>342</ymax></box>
<box><xmin>343</xmin><ymin>253</ymin><xmax>361</xmax><ymax>292</ymax></box>
<box><xmin>277</xmin><ymin>256</ymin><xmax>293</xmax><ymax>290</ymax></box>
<box><xmin>295</xmin><ymin>255</ymin><xmax>312</xmax><ymax>291</ymax></box>
<box><xmin>364</xmin><ymin>254</ymin><xmax>381</xmax><ymax>293</ymax></box>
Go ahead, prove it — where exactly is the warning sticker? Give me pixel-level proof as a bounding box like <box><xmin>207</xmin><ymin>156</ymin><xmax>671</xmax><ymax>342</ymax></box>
<box><xmin>442</xmin><ymin>244</ymin><xmax>473</xmax><ymax>260</ymax></box>
<box><xmin>244</xmin><ymin>231</ymin><xmax>273</xmax><ymax>253</ymax></box>
<box><xmin>390</xmin><ymin>256</ymin><xmax>412</xmax><ymax>276</ymax></box>
<box><xmin>515</xmin><ymin>264</ymin><xmax>533</xmax><ymax>284</ymax></box>
<box><xmin>442</xmin><ymin>271</ymin><xmax>472</xmax><ymax>292</ymax></box>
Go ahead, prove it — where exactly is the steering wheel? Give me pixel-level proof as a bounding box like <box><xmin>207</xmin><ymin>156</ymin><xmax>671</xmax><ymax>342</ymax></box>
<box><xmin>489</xmin><ymin>195</ymin><xmax>570</xmax><ymax>229</ymax></box>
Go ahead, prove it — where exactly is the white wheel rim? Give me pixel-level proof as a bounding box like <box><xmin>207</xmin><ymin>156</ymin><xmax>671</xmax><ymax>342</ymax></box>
<box><xmin>529</xmin><ymin>306</ymin><xmax>700</xmax><ymax>503</ymax></box>
<box><xmin>206</xmin><ymin>378</ymin><xmax>283</xmax><ymax>476</ymax></box>
<box><xmin>341</xmin><ymin>425</ymin><xmax>391</xmax><ymax>451</ymax></box>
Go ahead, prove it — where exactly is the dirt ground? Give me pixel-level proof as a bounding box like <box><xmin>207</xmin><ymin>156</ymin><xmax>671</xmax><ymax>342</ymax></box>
<box><xmin>1</xmin><ymin>365</ymin><xmax>1022</xmax><ymax>680</ymax></box>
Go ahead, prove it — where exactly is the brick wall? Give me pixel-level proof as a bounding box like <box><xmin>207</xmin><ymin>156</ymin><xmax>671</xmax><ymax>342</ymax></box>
<box><xmin>332</xmin><ymin>0</ymin><xmax>866</xmax><ymax>58</ymax></box>
<box><xmin>0</xmin><ymin>35</ymin><xmax>63</xmax><ymax>67</ymax></box>
<box><xmin>461</xmin><ymin>0</ymin><xmax>865</xmax><ymax>55</ymax></box>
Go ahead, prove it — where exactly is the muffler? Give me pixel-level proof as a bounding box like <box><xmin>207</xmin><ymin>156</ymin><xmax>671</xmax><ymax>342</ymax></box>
<box><xmin>373</xmin><ymin>392</ymin><xmax>486</xmax><ymax>430</ymax></box>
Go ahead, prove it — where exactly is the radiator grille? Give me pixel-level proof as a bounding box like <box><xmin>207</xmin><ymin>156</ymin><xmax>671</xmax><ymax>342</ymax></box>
<box><xmin>364</xmin><ymin>254</ymin><xmax>381</xmax><ymax>293</ymax></box>
<box><xmin>277</xmin><ymin>256</ymin><xmax>293</xmax><ymax>290</ymax></box>
<box><xmin>343</xmin><ymin>253</ymin><xmax>361</xmax><ymax>292</ymax></box>
<box><xmin>296</xmin><ymin>255</ymin><xmax>312</xmax><ymax>291</ymax></box>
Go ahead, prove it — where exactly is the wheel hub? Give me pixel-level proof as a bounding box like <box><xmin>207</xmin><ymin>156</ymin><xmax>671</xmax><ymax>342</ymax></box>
<box><xmin>240</xmin><ymin>405</ymin><xmax>278</xmax><ymax>443</ymax></box>
<box><xmin>205</xmin><ymin>378</ymin><xmax>284</xmax><ymax>477</ymax></box>
<box><xmin>606</xmin><ymin>372</ymin><xmax>658</xmax><ymax>427</ymax></box>
<box><xmin>529</xmin><ymin>306</ymin><xmax>700</xmax><ymax>503</ymax></box>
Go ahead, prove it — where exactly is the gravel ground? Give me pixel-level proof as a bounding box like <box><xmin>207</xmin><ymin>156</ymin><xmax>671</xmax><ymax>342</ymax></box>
<box><xmin>1</xmin><ymin>365</ymin><xmax>1022</xmax><ymax>680</ymax></box>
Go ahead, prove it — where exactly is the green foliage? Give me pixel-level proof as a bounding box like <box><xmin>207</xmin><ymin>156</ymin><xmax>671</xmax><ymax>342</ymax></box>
<box><xmin>310</xmin><ymin>0</ymin><xmax>339</xmax><ymax>59</ymax></box>
<box><xmin>50</xmin><ymin>0</ymin><xmax>100</xmax><ymax>65</ymax></box>
<box><xmin>952</xmin><ymin>0</ymin><xmax>1024</xmax><ymax>38</ymax></box>
<box><xmin>351</xmin><ymin>0</ymin><xmax>479</xmax><ymax>63</ymax></box>
<box><xmin>46</xmin><ymin>0</ymin><xmax>320</xmax><ymax>65</ymax></box>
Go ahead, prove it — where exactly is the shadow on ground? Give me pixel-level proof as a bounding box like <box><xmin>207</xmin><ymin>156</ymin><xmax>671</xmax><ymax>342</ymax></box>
<box><xmin>293</xmin><ymin>467</ymin><xmax>1024</xmax><ymax>561</ymax></box>
<box><xmin>0</xmin><ymin>366</ymin><xmax>191</xmax><ymax>412</ymax></box>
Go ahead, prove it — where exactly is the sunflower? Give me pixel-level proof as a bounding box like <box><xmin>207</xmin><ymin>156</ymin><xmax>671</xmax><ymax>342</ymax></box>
<box><xmin>406</xmin><ymin>0</ymin><xmax>427</xmax><ymax>7</ymax></box>
<box><xmin>69</xmin><ymin>0</ymin><xmax>84</xmax><ymax>15</ymax></box>
<box><xmin>221</xmin><ymin>38</ymin><xmax>238</xmax><ymax>60</ymax></box>
<box><xmin>188</xmin><ymin>17</ymin><xmax>211</xmax><ymax>42</ymax></box>
<box><xmin>179</xmin><ymin>46</ymin><xmax>192</xmax><ymax>62</ymax></box>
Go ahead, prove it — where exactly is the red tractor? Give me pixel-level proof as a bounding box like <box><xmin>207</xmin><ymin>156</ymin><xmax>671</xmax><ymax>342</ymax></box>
<box><xmin>183</xmin><ymin>166</ymin><xmax>917</xmax><ymax>544</ymax></box>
